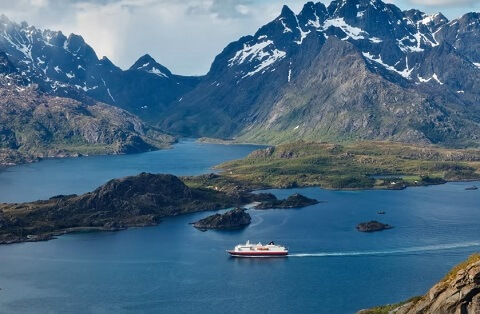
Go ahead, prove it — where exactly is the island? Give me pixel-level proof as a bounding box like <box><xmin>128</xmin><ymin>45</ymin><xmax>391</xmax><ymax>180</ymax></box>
<box><xmin>4</xmin><ymin>140</ymin><xmax>480</xmax><ymax>245</ymax></box>
<box><xmin>207</xmin><ymin>141</ymin><xmax>480</xmax><ymax>191</ymax></box>
<box><xmin>356</xmin><ymin>221</ymin><xmax>393</xmax><ymax>232</ymax></box>
<box><xmin>193</xmin><ymin>208</ymin><xmax>251</xmax><ymax>230</ymax></box>
<box><xmin>254</xmin><ymin>193</ymin><xmax>320</xmax><ymax>209</ymax></box>
<box><xmin>0</xmin><ymin>173</ymin><xmax>263</xmax><ymax>244</ymax></box>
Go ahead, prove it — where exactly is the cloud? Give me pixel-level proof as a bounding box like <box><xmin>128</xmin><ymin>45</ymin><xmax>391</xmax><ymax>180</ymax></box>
<box><xmin>404</xmin><ymin>0</ymin><xmax>478</xmax><ymax>6</ymax></box>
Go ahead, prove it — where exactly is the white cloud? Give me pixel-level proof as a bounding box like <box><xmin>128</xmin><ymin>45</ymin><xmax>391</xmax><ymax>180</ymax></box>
<box><xmin>404</xmin><ymin>0</ymin><xmax>478</xmax><ymax>6</ymax></box>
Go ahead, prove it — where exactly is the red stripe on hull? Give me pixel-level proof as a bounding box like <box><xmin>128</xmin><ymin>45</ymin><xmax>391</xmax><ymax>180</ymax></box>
<box><xmin>228</xmin><ymin>251</ymin><xmax>288</xmax><ymax>257</ymax></box>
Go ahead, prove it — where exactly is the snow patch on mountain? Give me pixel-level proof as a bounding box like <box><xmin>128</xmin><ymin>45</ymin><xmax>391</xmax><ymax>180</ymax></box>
<box><xmin>307</xmin><ymin>12</ymin><xmax>322</xmax><ymax>28</ymax></box>
<box><xmin>370</xmin><ymin>37</ymin><xmax>383</xmax><ymax>43</ymax></box>
<box><xmin>107</xmin><ymin>88</ymin><xmax>115</xmax><ymax>102</ymax></box>
<box><xmin>418</xmin><ymin>74</ymin><xmax>444</xmax><ymax>84</ymax></box>
<box><xmin>322</xmin><ymin>18</ymin><xmax>366</xmax><ymax>40</ymax></box>
<box><xmin>288</xmin><ymin>61</ymin><xmax>292</xmax><ymax>83</ymax></box>
<box><xmin>397</xmin><ymin>36</ymin><xmax>424</xmax><ymax>53</ymax></box>
<box><xmin>148</xmin><ymin>67</ymin><xmax>168</xmax><ymax>78</ymax></box>
<box><xmin>229</xmin><ymin>41</ymin><xmax>274</xmax><ymax>66</ymax></box>
<box><xmin>242</xmin><ymin>49</ymin><xmax>286</xmax><ymax>78</ymax></box>
<box><xmin>228</xmin><ymin>40</ymin><xmax>287</xmax><ymax>77</ymax></box>
<box><xmin>280</xmin><ymin>18</ymin><xmax>293</xmax><ymax>33</ymax></box>
<box><xmin>363</xmin><ymin>52</ymin><xmax>413</xmax><ymax>79</ymax></box>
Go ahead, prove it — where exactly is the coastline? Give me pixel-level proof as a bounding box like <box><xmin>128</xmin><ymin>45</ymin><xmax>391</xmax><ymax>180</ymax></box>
<box><xmin>1</xmin><ymin>177</ymin><xmax>478</xmax><ymax>246</ymax></box>
<box><xmin>1</xmin><ymin>139</ymin><xmax>480</xmax><ymax>246</ymax></box>
<box><xmin>0</xmin><ymin>146</ymin><xmax>175</xmax><ymax>170</ymax></box>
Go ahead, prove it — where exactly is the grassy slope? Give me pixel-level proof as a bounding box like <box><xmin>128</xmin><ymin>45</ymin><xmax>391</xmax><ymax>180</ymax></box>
<box><xmin>194</xmin><ymin>141</ymin><xmax>480</xmax><ymax>190</ymax></box>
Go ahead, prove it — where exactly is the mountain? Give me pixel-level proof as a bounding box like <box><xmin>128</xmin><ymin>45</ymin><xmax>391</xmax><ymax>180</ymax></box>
<box><xmin>360</xmin><ymin>253</ymin><xmax>480</xmax><ymax>313</ymax></box>
<box><xmin>0</xmin><ymin>56</ymin><xmax>175</xmax><ymax>165</ymax></box>
<box><xmin>160</xmin><ymin>0</ymin><xmax>480</xmax><ymax>147</ymax></box>
<box><xmin>0</xmin><ymin>15</ymin><xmax>200</xmax><ymax>123</ymax></box>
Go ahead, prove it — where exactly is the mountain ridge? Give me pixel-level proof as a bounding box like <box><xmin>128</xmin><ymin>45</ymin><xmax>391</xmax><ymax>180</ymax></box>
<box><xmin>0</xmin><ymin>51</ymin><xmax>175</xmax><ymax>165</ymax></box>
<box><xmin>160</xmin><ymin>0</ymin><xmax>480</xmax><ymax>147</ymax></box>
<box><xmin>0</xmin><ymin>15</ymin><xmax>201</xmax><ymax>123</ymax></box>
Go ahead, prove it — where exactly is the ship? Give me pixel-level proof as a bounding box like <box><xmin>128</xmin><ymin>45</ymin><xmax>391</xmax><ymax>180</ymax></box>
<box><xmin>227</xmin><ymin>240</ymin><xmax>288</xmax><ymax>257</ymax></box>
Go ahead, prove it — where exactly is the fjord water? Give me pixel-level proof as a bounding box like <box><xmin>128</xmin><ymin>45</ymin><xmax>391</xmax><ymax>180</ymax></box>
<box><xmin>0</xmin><ymin>139</ymin><xmax>263</xmax><ymax>203</ymax></box>
<box><xmin>0</xmin><ymin>142</ymin><xmax>479</xmax><ymax>313</ymax></box>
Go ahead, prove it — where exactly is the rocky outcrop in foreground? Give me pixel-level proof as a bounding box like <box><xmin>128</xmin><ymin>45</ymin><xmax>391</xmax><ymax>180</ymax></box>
<box><xmin>0</xmin><ymin>173</ymin><xmax>259</xmax><ymax>244</ymax></box>
<box><xmin>356</xmin><ymin>221</ymin><xmax>393</xmax><ymax>232</ymax></box>
<box><xmin>361</xmin><ymin>254</ymin><xmax>480</xmax><ymax>314</ymax></box>
<box><xmin>193</xmin><ymin>208</ymin><xmax>251</xmax><ymax>230</ymax></box>
<box><xmin>254</xmin><ymin>193</ymin><xmax>320</xmax><ymax>209</ymax></box>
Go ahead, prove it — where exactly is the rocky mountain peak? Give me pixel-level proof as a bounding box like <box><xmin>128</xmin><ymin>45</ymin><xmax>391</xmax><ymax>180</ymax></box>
<box><xmin>0</xmin><ymin>14</ymin><xmax>10</xmax><ymax>24</ymax></box>
<box><xmin>66</xmin><ymin>33</ymin><xmax>86</xmax><ymax>51</ymax></box>
<box><xmin>461</xmin><ymin>12</ymin><xmax>480</xmax><ymax>22</ymax></box>
<box><xmin>160</xmin><ymin>0</ymin><xmax>480</xmax><ymax>147</ymax></box>
<box><xmin>298</xmin><ymin>2</ymin><xmax>327</xmax><ymax>28</ymax></box>
<box><xmin>130</xmin><ymin>54</ymin><xmax>172</xmax><ymax>78</ymax></box>
<box><xmin>280</xmin><ymin>5</ymin><xmax>296</xmax><ymax>19</ymax></box>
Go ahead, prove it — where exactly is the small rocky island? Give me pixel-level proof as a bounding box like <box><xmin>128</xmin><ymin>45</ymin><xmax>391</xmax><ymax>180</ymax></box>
<box><xmin>193</xmin><ymin>208</ymin><xmax>251</xmax><ymax>230</ymax></box>
<box><xmin>356</xmin><ymin>221</ymin><xmax>393</xmax><ymax>232</ymax></box>
<box><xmin>254</xmin><ymin>193</ymin><xmax>320</xmax><ymax>209</ymax></box>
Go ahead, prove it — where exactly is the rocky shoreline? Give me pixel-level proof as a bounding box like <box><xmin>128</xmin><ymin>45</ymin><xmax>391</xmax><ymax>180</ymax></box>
<box><xmin>193</xmin><ymin>208</ymin><xmax>251</xmax><ymax>230</ymax></box>
<box><xmin>360</xmin><ymin>254</ymin><xmax>480</xmax><ymax>314</ymax></box>
<box><xmin>356</xmin><ymin>221</ymin><xmax>393</xmax><ymax>232</ymax></box>
<box><xmin>0</xmin><ymin>173</ymin><xmax>266</xmax><ymax>245</ymax></box>
<box><xmin>254</xmin><ymin>193</ymin><xmax>320</xmax><ymax>209</ymax></box>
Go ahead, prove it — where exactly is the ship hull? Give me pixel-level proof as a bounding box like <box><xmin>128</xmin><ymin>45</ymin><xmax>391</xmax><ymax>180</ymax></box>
<box><xmin>227</xmin><ymin>251</ymin><xmax>288</xmax><ymax>257</ymax></box>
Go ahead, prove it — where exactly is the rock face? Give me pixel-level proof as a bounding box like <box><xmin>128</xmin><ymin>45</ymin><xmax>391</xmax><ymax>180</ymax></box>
<box><xmin>396</xmin><ymin>254</ymin><xmax>480</xmax><ymax>314</ymax></box>
<box><xmin>193</xmin><ymin>208</ymin><xmax>251</xmax><ymax>230</ymax></box>
<box><xmin>254</xmin><ymin>193</ymin><xmax>319</xmax><ymax>209</ymax></box>
<box><xmin>160</xmin><ymin>0</ymin><xmax>480</xmax><ymax>147</ymax></box>
<box><xmin>356</xmin><ymin>221</ymin><xmax>393</xmax><ymax>232</ymax></box>
<box><xmin>0</xmin><ymin>173</ymin><xmax>255</xmax><ymax>244</ymax></box>
<box><xmin>362</xmin><ymin>254</ymin><xmax>480</xmax><ymax>314</ymax></box>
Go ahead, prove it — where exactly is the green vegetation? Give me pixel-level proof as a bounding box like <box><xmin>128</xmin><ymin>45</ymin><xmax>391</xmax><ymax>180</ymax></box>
<box><xmin>359</xmin><ymin>296</ymin><xmax>423</xmax><ymax>314</ymax></box>
<box><xmin>205</xmin><ymin>141</ymin><xmax>480</xmax><ymax>190</ymax></box>
<box><xmin>440</xmin><ymin>253</ymin><xmax>480</xmax><ymax>287</ymax></box>
<box><xmin>0</xmin><ymin>86</ymin><xmax>174</xmax><ymax>165</ymax></box>
<box><xmin>0</xmin><ymin>173</ymin><xmax>262</xmax><ymax>244</ymax></box>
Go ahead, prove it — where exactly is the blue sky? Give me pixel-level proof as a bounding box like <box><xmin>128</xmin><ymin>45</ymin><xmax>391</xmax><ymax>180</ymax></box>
<box><xmin>0</xmin><ymin>0</ymin><xmax>478</xmax><ymax>75</ymax></box>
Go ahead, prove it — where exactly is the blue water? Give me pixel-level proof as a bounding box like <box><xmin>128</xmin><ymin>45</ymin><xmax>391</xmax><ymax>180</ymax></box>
<box><xmin>0</xmin><ymin>139</ymin><xmax>264</xmax><ymax>203</ymax></box>
<box><xmin>0</xmin><ymin>140</ymin><xmax>479</xmax><ymax>313</ymax></box>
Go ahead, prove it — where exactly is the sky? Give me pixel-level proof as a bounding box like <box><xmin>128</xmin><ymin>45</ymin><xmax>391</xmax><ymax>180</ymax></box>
<box><xmin>0</xmin><ymin>0</ymin><xmax>478</xmax><ymax>75</ymax></box>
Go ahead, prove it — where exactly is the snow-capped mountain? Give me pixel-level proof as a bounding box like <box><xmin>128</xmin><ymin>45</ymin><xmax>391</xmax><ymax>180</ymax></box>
<box><xmin>162</xmin><ymin>0</ymin><xmax>480</xmax><ymax>146</ymax></box>
<box><xmin>0</xmin><ymin>15</ymin><xmax>200</xmax><ymax>122</ymax></box>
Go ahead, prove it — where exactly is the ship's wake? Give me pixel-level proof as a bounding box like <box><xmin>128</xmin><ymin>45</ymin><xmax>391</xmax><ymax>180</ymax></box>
<box><xmin>289</xmin><ymin>241</ymin><xmax>480</xmax><ymax>257</ymax></box>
